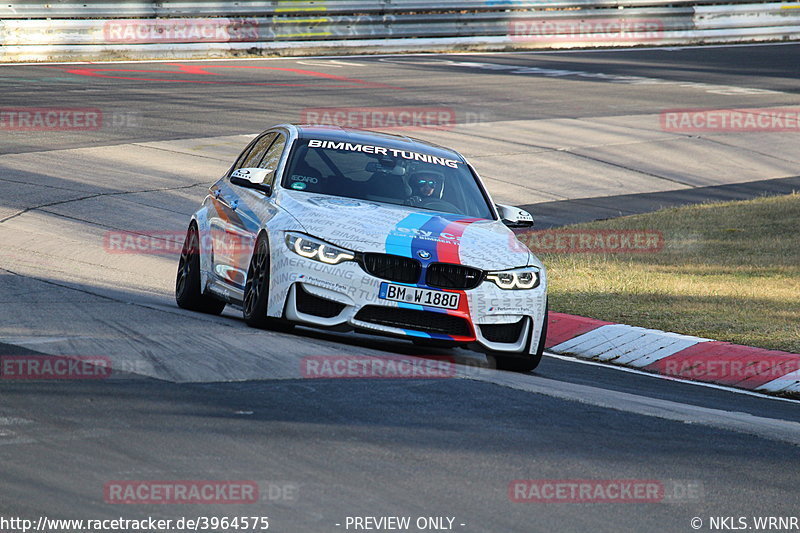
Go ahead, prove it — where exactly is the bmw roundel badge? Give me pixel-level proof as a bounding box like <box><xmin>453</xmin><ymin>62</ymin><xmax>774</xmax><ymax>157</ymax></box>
<box><xmin>418</xmin><ymin>250</ymin><xmax>431</xmax><ymax>259</ymax></box>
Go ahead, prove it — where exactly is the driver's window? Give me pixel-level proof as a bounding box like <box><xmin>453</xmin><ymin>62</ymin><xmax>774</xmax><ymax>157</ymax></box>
<box><xmin>232</xmin><ymin>133</ymin><xmax>276</xmax><ymax>176</ymax></box>
<box><xmin>257</xmin><ymin>134</ymin><xmax>286</xmax><ymax>188</ymax></box>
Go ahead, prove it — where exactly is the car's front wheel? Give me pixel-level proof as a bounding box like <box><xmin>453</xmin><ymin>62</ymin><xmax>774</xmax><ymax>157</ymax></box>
<box><xmin>175</xmin><ymin>223</ymin><xmax>226</xmax><ymax>315</ymax></box>
<box><xmin>242</xmin><ymin>233</ymin><xmax>293</xmax><ymax>332</ymax></box>
<box><xmin>491</xmin><ymin>303</ymin><xmax>548</xmax><ymax>373</ymax></box>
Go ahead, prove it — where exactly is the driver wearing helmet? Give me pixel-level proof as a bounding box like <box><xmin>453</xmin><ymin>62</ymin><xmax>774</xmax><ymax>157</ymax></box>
<box><xmin>405</xmin><ymin>172</ymin><xmax>439</xmax><ymax>207</ymax></box>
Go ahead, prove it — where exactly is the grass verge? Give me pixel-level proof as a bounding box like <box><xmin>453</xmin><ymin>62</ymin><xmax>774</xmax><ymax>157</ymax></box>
<box><xmin>520</xmin><ymin>193</ymin><xmax>800</xmax><ymax>353</ymax></box>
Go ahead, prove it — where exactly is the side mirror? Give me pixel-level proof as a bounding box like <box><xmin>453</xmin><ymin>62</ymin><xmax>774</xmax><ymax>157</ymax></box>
<box><xmin>496</xmin><ymin>204</ymin><xmax>533</xmax><ymax>228</ymax></box>
<box><xmin>230</xmin><ymin>168</ymin><xmax>273</xmax><ymax>194</ymax></box>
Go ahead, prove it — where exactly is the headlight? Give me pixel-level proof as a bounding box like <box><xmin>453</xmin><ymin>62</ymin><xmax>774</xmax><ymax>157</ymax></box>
<box><xmin>485</xmin><ymin>267</ymin><xmax>540</xmax><ymax>290</ymax></box>
<box><xmin>285</xmin><ymin>232</ymin><xmax>355</xmax><ymax>265</ymax></box>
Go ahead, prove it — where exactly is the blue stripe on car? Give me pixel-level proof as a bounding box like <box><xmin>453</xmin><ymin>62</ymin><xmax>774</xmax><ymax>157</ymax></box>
<box><xmin>382</xmin><ymin>212</ymin><xmax>471</xmax><ymax>340</ymax></box>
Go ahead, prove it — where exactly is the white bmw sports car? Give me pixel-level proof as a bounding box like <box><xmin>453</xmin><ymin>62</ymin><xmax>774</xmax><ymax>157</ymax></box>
<box><xmin>176</xmin><ymin>124</ymin><xmax>548</xmax><ymax>371</ymax></box>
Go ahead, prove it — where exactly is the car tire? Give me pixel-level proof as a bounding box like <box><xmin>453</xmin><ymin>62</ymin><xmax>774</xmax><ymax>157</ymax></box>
<box><xmin>242</xmin><ymin>232</ymin><xmax>294</xmax><ymax>332</ymax></box>
<box><xmin>492</xmin><ymin>301</ymin><xmax>548</xmax><ymax>373</ymax></box>
<box><xmin>175</xmin><ymin>223</ymin><xmax>226</xmax><ymax>315</ymax></box>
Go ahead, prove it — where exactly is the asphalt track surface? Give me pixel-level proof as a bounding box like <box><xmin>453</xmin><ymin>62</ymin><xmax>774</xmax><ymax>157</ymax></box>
<box><xmin>1</xmin><ymin>44</ymin><xmax>799</xmax><ymax>532</ymax></box>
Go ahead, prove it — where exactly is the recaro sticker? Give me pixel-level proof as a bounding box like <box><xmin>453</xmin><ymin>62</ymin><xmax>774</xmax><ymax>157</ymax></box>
<box><xmin>290</xmin><ymin>174</ymin><xmax>318</xmax><ymax>184</ymax></box>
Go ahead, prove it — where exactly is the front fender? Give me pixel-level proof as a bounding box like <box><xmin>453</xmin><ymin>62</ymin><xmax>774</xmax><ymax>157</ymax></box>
<box><xmin>263</xmin><ymin>210</ymin><xmax>307</xmax><ymax>318</ymax></box>
<box><xmin>192</xmin><ymin>201</ymin><xmax>214</xmax><ymax>292</ymax></box>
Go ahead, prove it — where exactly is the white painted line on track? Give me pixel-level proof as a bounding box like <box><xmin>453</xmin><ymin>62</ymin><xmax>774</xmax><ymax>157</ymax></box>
<box><xmin>544</xmin><ymin>352</ymin><xmax>800</xmax><ymax>404</ymax></box>
<box><xmin>296</xmin><ymin>60</ymin><xmax>364</xmax><ymax>67</ymax></box>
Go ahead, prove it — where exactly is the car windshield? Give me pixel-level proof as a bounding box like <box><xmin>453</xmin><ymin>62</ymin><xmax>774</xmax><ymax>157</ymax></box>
<box><xmin>282</xmin><ymin>138</ymin><xmax>495</xmax><ymax>219</ymax></box>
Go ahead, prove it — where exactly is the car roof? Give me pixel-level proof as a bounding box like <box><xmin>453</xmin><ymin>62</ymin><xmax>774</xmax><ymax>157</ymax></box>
<box><xmin>289</xmin><ymin>124</ymin><xmax>465</xmax><ymax>162</ymax></box>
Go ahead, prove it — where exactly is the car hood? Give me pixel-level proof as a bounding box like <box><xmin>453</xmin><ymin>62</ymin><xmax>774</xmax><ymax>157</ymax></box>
<box><xmin>278</xmin><ymin>191</ymin><xmax>535</xmax><ymax>270</ymax></box>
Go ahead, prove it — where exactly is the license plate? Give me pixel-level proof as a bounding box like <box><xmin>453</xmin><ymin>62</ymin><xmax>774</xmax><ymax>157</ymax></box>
<box><xmin>379</xmin><ymin>283</ymin><xmax>460</xmax><ymax>310</ymax></box>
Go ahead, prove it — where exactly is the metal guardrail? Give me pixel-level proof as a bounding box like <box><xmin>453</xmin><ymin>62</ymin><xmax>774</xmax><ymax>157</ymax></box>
<box><xmin>0</xmin><ymin>1</ymin><xmax>798</xmax><ymax>61</ymax></box>
<box><xmin>1</xmin><ymin>0</ymin><xmax>791</xmax><ymax>18</ymax></box>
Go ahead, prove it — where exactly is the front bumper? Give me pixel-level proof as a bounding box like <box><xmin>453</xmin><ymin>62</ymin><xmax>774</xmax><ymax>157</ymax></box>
<box><xmin>272</xmin><ymin>254</ymin><xmax>547</xmax><ymax>354</ymax></box>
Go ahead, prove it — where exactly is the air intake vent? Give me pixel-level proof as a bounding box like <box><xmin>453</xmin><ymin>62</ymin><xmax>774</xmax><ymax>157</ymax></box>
<box><xmin>479</xmin><ymin>319</ymin><xmax>526</xmax><ymax>343</ymax></box>
<box><xmin>355</xmin><ymin>306</ymin><xmax>472</xmax><ymax>337</ymax></box>
<box><xmin>295</xmin><ymin>285</ymin><xmax>346</xmax><ymax>318</ymax></box>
